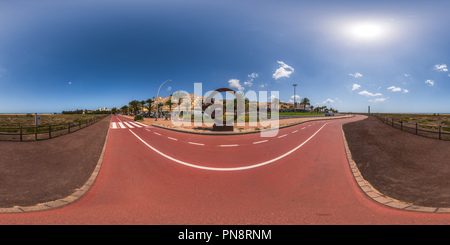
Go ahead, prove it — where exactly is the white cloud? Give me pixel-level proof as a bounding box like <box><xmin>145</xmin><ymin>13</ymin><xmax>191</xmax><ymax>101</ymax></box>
<box><xmin>167</xmin><ymin>86</ymin><xmax>172</xmax><ymax>91</ymax></box>
<box><xmin>244</xmin><ymin>72</ymin><xmax>258</xmax><ymax>86</ymax></box>
<box><xmin>316</xmin><ymin>98</ymin><xmax>335</xmax><ymax>105</ymax></box>
<box><xmin>351</xmin><ymin>83</ymin><xmax>361</xmax><ymax>91</ymax></box>
<box><xmin>248</xmin><ymin>73</ymin><xmax>258</xmax><ymax>79</ymax></box>
<box><xmin>369</xmin><ymin>98</ymin><xmax>387</xmax><ymax>103</ymax></box>
<box><xmin>268</xmin><ymin>94</ymin><xmax>278</xmax><ymax>100</ymax></box>
<box><xmin>358</xmin><ymin>90</ymin><xmax>382</xmax><ymax>97</ymax></box>
<box><xmin>228</xmin><ymin>79</ymin><xmax>244</xmax><ymax>91</ymax></box>
<box><xmin>349</xmin><ymin>72</ymin><xmax>363</xmax><ymax>78</ymax></box>
<box><xmin>387</xmin><ymin>86</ymin><xmax>402</xmax><ymax>92</ymax></box>
<box><xmin>291</xmin><ymin>95</ymin><xmax>300</xmax><ymax>100</ymax></box>
<box><xmin>273</xmin><ymin>61</ymin><xmax>294</xmax><ymax>80</ymax></box>
<box><xmin>387</xmin><ymin>86</ymin><xmax>409</xmax><ymax>93</ymax></box>
<box><xmin>434</xmin><ymin>64</ymin><xmax>448</xmax><ymax>72</ymax></box>
<box><xmin>425</xmin><ymin>79</ymin><xmax>435</xmax><ymax>86</ymax></box>
<box><xmin>404</xmin><ymin>74</ymin><xmax>411</xmax><ymax>77</ymax></box>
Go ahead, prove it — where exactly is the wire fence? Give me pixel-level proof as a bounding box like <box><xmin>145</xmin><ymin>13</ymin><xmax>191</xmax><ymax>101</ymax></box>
<box><xmin>0</xmin><ymin>115</ymin><xmax>108</xmax><ymax>141</ymax></box>
<box><xmin>373</xmin><ymin>115</ymin><xmax>450</xmax><ymax>141</ymax></box>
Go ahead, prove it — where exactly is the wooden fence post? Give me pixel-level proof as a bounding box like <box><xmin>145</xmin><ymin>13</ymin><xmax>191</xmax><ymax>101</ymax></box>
<box><xmin>20</xmin><ymin>126</ymin><xmax>23</xmax><ymax>142</ymax></box>
<box><xmin>416</xmin><ymin>123</ymin><xmax>418</xmax><ymax>135</ymax></box>
<box><xmin>35</xmin><ymin>126</ymin><xmax>38</xmax><ymax>140</ymax></box>
<box><xmin>401</xmin><ymin>121</ymin><xmax>403</xmax><ymax>130</ymax></box>
<box><xmin>439</xmin><ymin>125</ymin><xmax>442</xmax><ymax>140</ymax></box>
<box><xmin>49</xmin><ymin>125</ymin><xmax>52</xmax><ymax>139</ymax></box>
<box><xmin>68</xmin><ymin>122</ymin><xmax>71</xmax><ymax>134</ymax></box>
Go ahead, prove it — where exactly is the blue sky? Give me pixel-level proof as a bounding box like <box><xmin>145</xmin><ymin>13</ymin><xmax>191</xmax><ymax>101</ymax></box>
<box><xmin>1</xmin><ymin>0</ymin><xmax>450</xmax><ymax>113</ymax></box>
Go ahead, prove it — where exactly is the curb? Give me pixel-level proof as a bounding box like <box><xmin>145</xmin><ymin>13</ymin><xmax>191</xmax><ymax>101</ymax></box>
<box><xmin>341</xmin><ymin>120</ymin><xmax>450</xmax><ymax>213</ymax></box>
<box><xmin>150</xmin><ymin>115</ymin><xmax>354</xmax><ymax>136</ymax></box>
<box><xmin>0</xmin><ymin>116</ymin><xmax>112</xmax><ymax>213</ymax></box>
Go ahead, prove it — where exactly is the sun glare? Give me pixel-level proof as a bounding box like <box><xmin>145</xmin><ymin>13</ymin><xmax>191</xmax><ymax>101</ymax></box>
<box><xmin>350</xmin><ymin>23</ymin><xmax>384</xmax><ymax>40</ymax></box>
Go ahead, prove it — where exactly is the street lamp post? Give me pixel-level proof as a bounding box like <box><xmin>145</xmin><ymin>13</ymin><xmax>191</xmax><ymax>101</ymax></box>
<box><xmin>155</xmin><ymin>79</ymin><xmax>171</xmax><ymax>121</ymax></box>
<box><xmin>293</xmin><ymin>84</ymin><xmax>297</xmax><ymax>113</ymax></box>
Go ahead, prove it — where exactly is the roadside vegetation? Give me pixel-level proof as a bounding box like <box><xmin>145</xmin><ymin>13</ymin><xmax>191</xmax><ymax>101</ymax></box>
<box><xmin>370</xmin><ymin>113</ymin><xmax>450</xmax><ymax>131</ymax></box>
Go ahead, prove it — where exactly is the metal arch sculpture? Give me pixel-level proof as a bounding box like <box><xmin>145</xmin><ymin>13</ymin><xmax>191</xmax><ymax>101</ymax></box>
<box><xmin>202</xmin><ymin>88</ymin><xmax>245</xmax><ymax>131</ymax></box>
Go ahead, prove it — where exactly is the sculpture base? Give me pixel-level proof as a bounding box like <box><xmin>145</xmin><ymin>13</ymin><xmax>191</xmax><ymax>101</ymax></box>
<box><xmin>212</xmin><ymin>124</ymin><xmax>234</xmax><ymax>132</ymax></box>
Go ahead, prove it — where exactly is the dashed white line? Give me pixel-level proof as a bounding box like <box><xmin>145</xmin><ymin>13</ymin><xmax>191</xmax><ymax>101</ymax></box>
<box><xmin>188</xmin><ymin>142</ymin><xmax>204</xmax><ymax>146</ymax></box>
<box><xmin>302</xmin><ymin>127</ymin><xmax>306</xmax><ymax>130</ymax></box>
<box><xmin>253</xmin><ymin>140</ymin><xmax>268</xmax><ymax>144</ymax></box>
<box><xmin>292</xmin><ymin>130</ymin><xmax>298</xmax><ymax>133</ymax></box>
<box><xmin>278</xmin><ymin>134</ymin><xmax>288</xmax><ymax>138</ymax></box>
<box><xmin>220</xmin><ymin>144</ymin><xmax>239</xmax><ymax>147</ymax></box>
<box><xmin>154</xmin><ymin>132</ymin><xmax>161</xmax><ymax>136</ymax></box>
<box><xmin>168</xmin><ymin>137</ymin><xmax>178</xmax><ymax>141</ymax></box>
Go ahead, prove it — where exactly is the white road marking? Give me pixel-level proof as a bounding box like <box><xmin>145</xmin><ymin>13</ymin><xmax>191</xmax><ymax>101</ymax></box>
<box><xmin>154</xmin><ymin>132</ymin><xmax>161</xmax><ymax>136</ymax></box>
<box><xmin>145</xmin><ymin>129</ymin><xmax>151</xmax><ymax>132</ymax></box>
<box><xmin>253</xmin><ymin>140</ymin><xmax>268</xmax><ymax>144</ymax></box>
<box><xmin>302</xmin><ymin>127</ymin><xmax>306</xmax><ymax>130</ymax></box>
<box><xmin>220</xmin><ymin>144</ymin><xmax>238</xmax><ymax>147</ymax></box>
<box><xmin>118</xmin><ymin>122</ymin><xmax>126</xmax><ymax>129</ymax></box>
<box><xmin>123</xmin><ymin>122</ymin><xmax>134</xmax><ymax>128</ymax></box>
<box><xmin>129</xmin><ymin>122</ymin><xmax>329</xmax><ymax>171</ymax></box>
<box><xmin>188</xmin><ymin>142</ymin><xmax>204</xmax><ymax>146</ymax></box>
<box><xmin>129</xmin><ymin>122</ymin><xmax>142</xmax><ymax>127</ymax></box>
<box><xmin>292</xmin><ymin>130</ymin><xmax>298</xmax><ymax>133</ymax></box>
<box><xmin>168</xmin><ymin>137</ymin><xmax>178</xmax><ymax>141</ymax></box>
<box><xmin>111</xmin><ymin>122</ymin><xmax>117</xmax><ymax>129</ymax></box>
<box><xmin>278</xmin><ymin>134</ymin><xmax>288</xmax><ymax>138</ymax></box>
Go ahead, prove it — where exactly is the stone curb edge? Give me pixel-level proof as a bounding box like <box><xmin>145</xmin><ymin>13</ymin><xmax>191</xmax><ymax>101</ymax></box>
<box><xmin>0</xmin><ymin>116</ymin><xmax>112</xmax><ymax>213</ymax></box>
<box><xmin>341</xmin><ymin>119</ymin><xmax>450</xmax><ymax>213</ymax></box>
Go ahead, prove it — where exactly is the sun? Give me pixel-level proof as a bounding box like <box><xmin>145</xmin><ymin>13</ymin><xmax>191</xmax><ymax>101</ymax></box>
<box><xmin>350</xmin><ymin>23</ymin><xmax>384</xmax><ymax>40</ymax></box>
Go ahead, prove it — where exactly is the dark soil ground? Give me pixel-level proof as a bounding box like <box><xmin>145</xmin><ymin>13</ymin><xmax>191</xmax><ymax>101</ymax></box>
<box><xmin>0</xmin><ymin>115</ymin><xmax>111</xmax><ymax>208</ymax></box>
<box><xmin>343</xmin><ymin>116</ymin><xmax>450</xmax><ymax>208</ymax></box>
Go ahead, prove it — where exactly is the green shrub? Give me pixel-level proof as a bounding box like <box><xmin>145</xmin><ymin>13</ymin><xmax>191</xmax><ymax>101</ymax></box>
<box><xmin>134</xmin><ymin>115</ymin><xmax>144</xmax><ymax>121</ymax></box>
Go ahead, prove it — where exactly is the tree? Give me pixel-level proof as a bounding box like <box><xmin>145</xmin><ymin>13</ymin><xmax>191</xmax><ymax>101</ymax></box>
<box><xmin>165</xmin><ymin>98</ymin><xmax>175</xmax><ymax>112</ymax></box>
<box><xmin>145</xmin><ymin>98</ymin><xmax>154</xmax><ymax>116</ymax></box>
<box><xmin>271</xmin><ymin>98</ymin><xmax>280</xmax><ymax>111</ymax></box>
<box><xmin>121</xmin><ymin>105</ymin><xmax>129</xmax><ymax>115</ymax></box>
<box><xmin>300</xmin><ymin>98</ymin><xmax>310</xmax><ymax>112</ymax></box>
<box><xmin>310</xmin><ymin>105</ymin><xmax>314</xmax><ymax>113</ymax></box>
<box><xmin>129</xmin><ymin>100</ymin><xmax>139</xmax><ymax>115</ymax></box>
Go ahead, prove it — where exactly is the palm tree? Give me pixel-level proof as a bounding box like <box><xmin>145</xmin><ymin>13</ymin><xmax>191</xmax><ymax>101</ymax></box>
<box><xmin>310</xmin><ymin>105</ymin><xmax>314</xmax><ymax>113</ymax></box>
<box><xmin>300</xmin><ymin>98</ymin><xmax>310</xmax><ymax>112</ymax></box>
<box><xmin>128</xmin><ymin>100</ymin><xmax>139</xmax><ymax>115</ymax></box>
<box><xmin>145</xmin><ymin>98</ymin><xmax>154</xmax><ymax>117</ymax></box>
<box><xmin>271</xmin><ymin>98</ymin><xmax>280</xmax><ymax>111</ymax></box>
<box><xmin>121</xmin><ymin>105</ymin><xmax>129</xmax><ymax>115</ymax></box>
<box><xmin>165</xmin><ymin>98</ymin><xmax>175</xmax><ymax>112</ymax></box>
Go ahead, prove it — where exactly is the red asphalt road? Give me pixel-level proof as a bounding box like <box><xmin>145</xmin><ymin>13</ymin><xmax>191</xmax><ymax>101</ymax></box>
<box><xmin>1</xmin><ymin>114</ymin><xmax>450</xmax><ymax>224</ymax></box>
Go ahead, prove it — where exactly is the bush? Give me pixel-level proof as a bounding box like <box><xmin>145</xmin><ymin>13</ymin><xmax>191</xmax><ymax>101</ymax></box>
<box><xmin>134</xmin><ymin>115</ymin><xmax>144</xmax><ymax>121</ymax></box>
